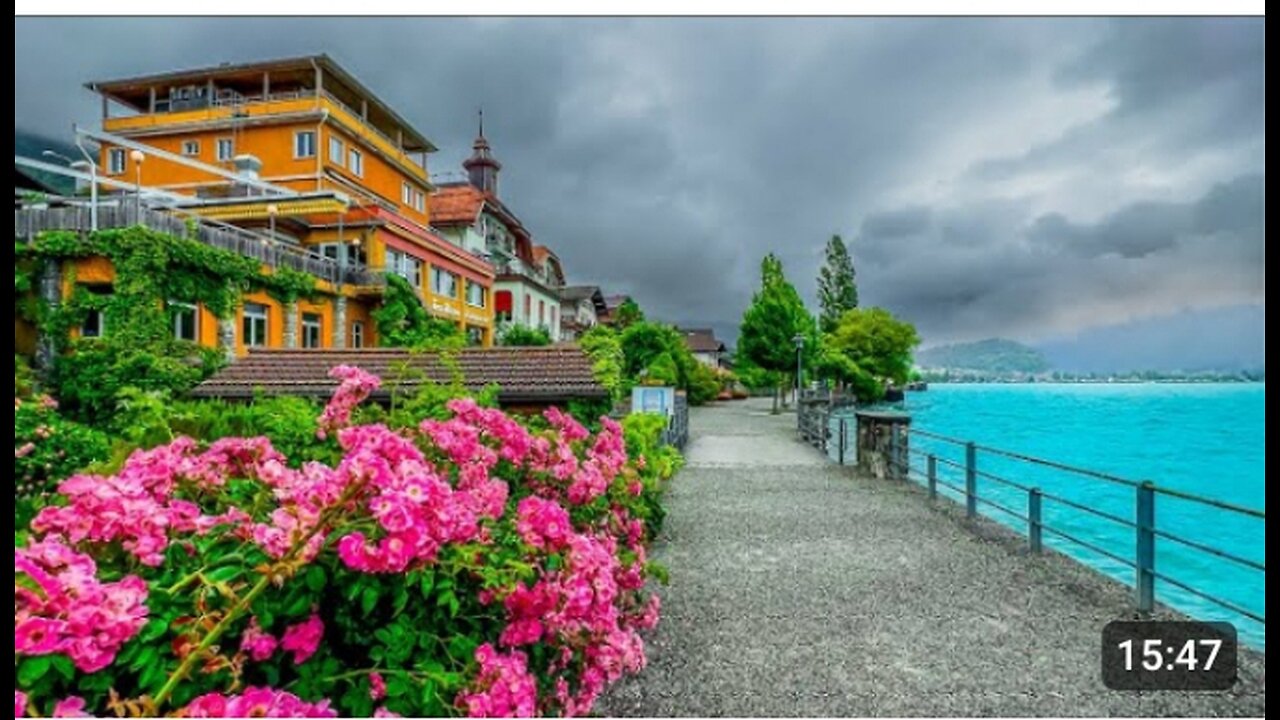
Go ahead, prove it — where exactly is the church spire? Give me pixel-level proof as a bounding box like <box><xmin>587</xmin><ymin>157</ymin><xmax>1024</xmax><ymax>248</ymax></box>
<box><xmin>463</xmin><ymin>107</ymin><xmax>502</xmax><ymax>196</ymax></box>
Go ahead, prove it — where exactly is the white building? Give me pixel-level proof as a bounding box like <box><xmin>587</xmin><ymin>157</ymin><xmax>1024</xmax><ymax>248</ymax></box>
<box><xmin>430</xmin><ymin>128</ymin><xmax>565</xmax><ymax>340</ymax></box>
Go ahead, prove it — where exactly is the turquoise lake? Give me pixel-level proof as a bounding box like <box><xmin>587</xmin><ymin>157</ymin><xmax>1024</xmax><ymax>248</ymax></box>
<box><xmin>847</xmin><ymin>383</ymin><xmax>1266</xmax><ymax>648</ymax></box>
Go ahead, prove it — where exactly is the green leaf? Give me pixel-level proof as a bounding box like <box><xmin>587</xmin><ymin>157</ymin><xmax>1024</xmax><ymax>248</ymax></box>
<box><xmin>49</xmin><ymin>655</ymin><xmax>76</xmax><ymax>681</ymax></box>
<box><xmin>418</xmin><ymin>570</ymin><xmax>435</xmax><ymax>596</ymax></box>
<box><xmin>361</xmin><ymin>586</ymin><xmax>380</xmax><ymax>616</ymax></box>
<box><xmin>17</xmin><ymin>656</ymin><xmax>52</xmax><ymax>687</ymax></box>
<box><xmin>305</xmin><ymin>565</ymin><xmax>327</xmax><ymax>592</ymax></box>
<box><xmin>386</xmin><ymin>675</ymin><xmax>411</xmax><ymax>698</ymax></box>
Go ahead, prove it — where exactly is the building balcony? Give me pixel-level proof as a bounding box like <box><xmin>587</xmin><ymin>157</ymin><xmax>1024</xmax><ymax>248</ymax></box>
<box><xmin>15</xmin><ymin>203</ymin><xmax>373</xmax><ymax>289</ymax></box>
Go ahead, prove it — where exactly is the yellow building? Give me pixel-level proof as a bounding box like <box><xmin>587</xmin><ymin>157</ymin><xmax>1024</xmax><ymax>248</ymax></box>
<box><xmin>63</xmin><ymin>54</ymin><xmax>495</xmax><ymax>353</ymax></box>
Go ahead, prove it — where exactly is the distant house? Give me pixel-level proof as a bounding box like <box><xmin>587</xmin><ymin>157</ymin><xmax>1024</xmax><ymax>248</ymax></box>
<box><xmin>190</xmin><ymin>346</ymin><xmax>608</xmax><ymax>413</ymax></box>
<box><xmin>559</xmin><ymin>285</ymin><xmax>607</xmax><ymax>340</ymax></box>
<box><xmin>430</xmin><ymin>127</ymin><xmax>566</xmax><ymax>342</ymax></box>
<box><xmin>598</xmin><ymin>294</ymin><xmax>631</xmax><ymax>326</ymax></box>
<box><xmin>680</xmin><ymin>328</ymin><xmax>727</xmax><ymax>368</ymax></box>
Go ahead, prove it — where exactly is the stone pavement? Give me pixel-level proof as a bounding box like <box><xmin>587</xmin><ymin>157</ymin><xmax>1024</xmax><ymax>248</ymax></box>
<box><xmin>599</xmin><ymin>398</ymin><xmax>1265</xmax><ymax>716</ymax></box>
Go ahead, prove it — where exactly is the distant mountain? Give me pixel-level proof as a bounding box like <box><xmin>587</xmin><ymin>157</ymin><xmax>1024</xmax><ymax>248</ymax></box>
<box><xmin>16</xmin><ymin>128</ymin><xmax>81</xmax><ymax>195</ymax></box>
<box><xmin>916</xmin><ymin>338</ymin><xmax>1050</xmax><ymax>373</ymax></box>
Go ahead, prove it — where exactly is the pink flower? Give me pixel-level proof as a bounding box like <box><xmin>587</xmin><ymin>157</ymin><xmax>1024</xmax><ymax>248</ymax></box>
<box><xmin>15</xmin><ymin>691</ymin><xmax>28</xmax><ymax>718</ymax></box>
<box><xmin>456</xmin><ymin>644</ymin><xmax>537</xmax><ymax>717</ymax></box>
<box><xmin>373</xmin><ymin>707</ymin><xmax>401</xmax><ymax>718</ymax></box>
<box><xmin>182</xmin><ymin>688</ymin><xmax>335</xmax><ymax>718</ymax></box>
<box><xmin>14</xmin><ymin>538</ymin><xmax>147</xmax><ymax>673</ymax></box>
<box><xmin>280</xmin><ymin>612</ymin><xmax>323</xmax><ymax>665</ymax></box>
<box><xmin>515</xmin><ymin>496</ymin><xmax>571</xmax><ymax>551</ymax></box>
<box><xmin>240</xmin><ymin>617</ymin><xmax>277</xmax><ymax>662</ymax></box>
<box><xmin>317</xmin><ymin>365</ymin><xmax>380</xmax><ymax>437</ymax></box>
<box><xmin>369</xmin><ymin>672</ymin><xmax>387</xmax><ymax>701</ymax></box>
<box><xmin>52</xmin><ymin>697</ymin><xmax>89</xmax><ymax>718</ymax></box>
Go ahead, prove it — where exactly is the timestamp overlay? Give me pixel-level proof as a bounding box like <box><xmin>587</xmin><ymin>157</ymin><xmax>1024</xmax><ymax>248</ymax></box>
<box><xmin>1102</xmin><ymin>621</ymin><xmax>1238</xmax><ymax>691</ymax></box>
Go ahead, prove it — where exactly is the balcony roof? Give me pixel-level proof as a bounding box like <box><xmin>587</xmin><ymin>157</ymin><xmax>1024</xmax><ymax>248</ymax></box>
<box><xmin>86</xmin><ymin>54</ymin><xmax>436</xmax><ymax>153</ymax></box>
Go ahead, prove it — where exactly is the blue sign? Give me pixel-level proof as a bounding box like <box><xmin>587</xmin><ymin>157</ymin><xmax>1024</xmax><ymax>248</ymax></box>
<box><xmin>631</xmin><ymin>386</ymin><xmax>675</xmax><ymax>417</ymax></box>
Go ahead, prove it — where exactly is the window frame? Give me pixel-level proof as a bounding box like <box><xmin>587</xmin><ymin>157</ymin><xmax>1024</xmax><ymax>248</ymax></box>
<box><xmin>181</xmin><ymin>140</ymin><xmax>201</xmax><ymax>157</ymax></box>
<box><xmin>301</xmin><ymin>312</ymin><xmax>323</xmax><ymax>349</ymax></box>
<box><xmin>171</xmin><ymin>301</ymin><xmax>199</xmax><ymax>342</ymax></box>
<box><xmin>294</xmin><ymin>130</ymin><xmax>317</xmax><ymax>159</ymax></box>
<box><xmin>329</xmin><ymin>136</ymin><xmax>345</xmax><ymax>166</ymax></box>
<box><xmin>242</xmin><ymin>302</ymin><xmax>269</xmax><ymax>347</ymax></box>
<box><xmin>216</xmin><ymin>138</ymin><xmax>234</xmax><ymax>162</ymax></box>
<box><xmin>348</xmin><ymin>148</ymin><xmax>363</xmax><ymax>176</ymax></box>
<box><xmin>466</xmin><ymin>280</ymin><xmax>487</xmax><ymax>308</ymax></box>
<box><xmin>351</xmin><ymin>321</ymin><xmax>365</xmax><ymax>349</ymax></box>
<box><xmin>432</xmin><ymin>267</ymin><xmax>459</xmax><ymax>298</ymax></box>
<box><xmin>107</xmin><ymin>148</ymin><xmax>127</xmax><ymax>175</ymax></box>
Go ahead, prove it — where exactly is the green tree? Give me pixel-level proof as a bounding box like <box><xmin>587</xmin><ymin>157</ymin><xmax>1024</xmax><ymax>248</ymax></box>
<box><xmin>820</xmin><ymin>307</ymin><xmax>920</xmax><ymax>402</ymax></box>
<box><xmin>371</xmin><ymin>274</ymin><xmax>465</xmax><ymax>349</ymax></box>
<box><xmin>612</xmin><ymin>298</ymin><xmax>645</xmax><ymax>329</ymax></box>
<box><xmin>817</xmin><ymin>234</ymin><xmax>858</xmax><ymax>333</ymax></box>
<box><xmin>738</xmin><ymin>255</ymin><xmax>818</xmax><ymax>413</ymax></box>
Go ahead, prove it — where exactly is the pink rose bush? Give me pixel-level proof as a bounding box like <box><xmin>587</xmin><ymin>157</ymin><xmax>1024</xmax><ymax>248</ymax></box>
<box><xmin>15</xmin><ymin>365</ymin><xmax>678</xmax><ymax>717</ymax></box>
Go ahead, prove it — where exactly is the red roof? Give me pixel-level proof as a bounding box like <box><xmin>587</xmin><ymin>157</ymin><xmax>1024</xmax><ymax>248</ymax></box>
<box><xmin>429</xmin><ymin>185</ymin><xmax>486</xmax><ymax>225</ymax></box>
<box><xmin>191</xmin><ymin>347</ymin><xmax>608</xmax><ymax>404</ymax></box>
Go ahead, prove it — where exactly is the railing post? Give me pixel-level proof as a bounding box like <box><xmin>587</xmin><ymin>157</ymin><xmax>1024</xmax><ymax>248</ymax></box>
<box><xmin>1028</xmin><ymin>488</ymin><xmax>1043</xmax><ymax>553</ymax></box>
<box><xmin>888</xmin><ymin>425</ymin><xmax>898</xmax><ymax>478</ymax></box>
<box><xmin>837</xmin><ymin>418</ymin><xmax>846</xmax><ymax>465</ymax></box>
<box><xmin>927</xmin><ymin>454</ymin><xmax>937</xmax><ymax>500</ymax></box>
<box><xmin>965</xmin><ymin>442</ymin><xmax>977</xmax><ymax>518</ymax></box>
<box><xmin>1136</xmin><ymin>482</ymin><xmax>1156</xmax><ymax>613</ymax></box>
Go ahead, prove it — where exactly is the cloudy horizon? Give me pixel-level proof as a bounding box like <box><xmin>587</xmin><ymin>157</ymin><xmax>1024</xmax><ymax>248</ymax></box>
<box><xmin>14</xmin><ymin>17</ymin><xmax>1265</xmax><ymax>366</ymax></box>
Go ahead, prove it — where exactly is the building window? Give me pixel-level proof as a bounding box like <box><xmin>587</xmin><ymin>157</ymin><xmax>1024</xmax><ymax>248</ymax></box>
<box><xmin>539</xmin><ymin>300</ymin><xmax>546</xmax><ymax>327</ymax></box>
<box><xmin>243</xmin><ymin>302</ymin><xmax>269</xmax><ymax>347</ymax></box>
<box><xmin>216</xmin><ymin>138</ymin><xmax>234</xmax><ymax>162</ymax></box>
<box><xmin>78</xmin><ymin>285</ymin><xmax>112</xmax><ymax>338</ymax></box>
<box><xmin>550</xmin><ymin>307</ymin><xmax>557</xmax><ymax>333</ymax></box>
<box><xmin>301</xmin><ymin>312</ymin><xmax>322</xmax><ymax>349</ymax></box>
<box><xmin>495</xmin><ymin>290</ymin><xmax>513</xmax><ymax>323</ymax></box>
<box><xmin>181</xmin><ymin>140</ymin><xmax>201</xmax><ymax>157</ymax></box>
<box><xmin>386</xmin><ymin>249</ymin><xmax>423</xmax><ymax>288</ymax></box>
<box><xmin>348</xmin><ymin>148</ymin><xmax>363</xmax><ymax>176</ymax></box>
<box><xmin>294</xmin><ymin>130</ymin><xmax>317</xmax><ymax>159</ymax></box>
<box><xmin>524</xmin><ymin>295</ymin><xmax>532</xmax><ymax>324</ymax></box>
<box><xmin>314</xmin><ymin>242</ymin><xmax>367</xmax><ymax>267</ymax></box>
<box><xmin>466</xmin><ymin>281</ymin><xmax>486</xmax><ymax>308</ymax></box>
<box><xmin>402</xmin><ymin>183</ymin><xmax>425</xmax><ymax>213</ymax></box>
<box><xmin>107</xmin><ymin>148</ymin><xmax>126</xmax><ymax>175</ymax></box>
<box><xmin>351</xmin><ymin>321</ymin><xmax>365</xmax><ymax>349</ymax></box>
<box><xmin>431</xmin><ymin>267</ymin><xmax>458</xmax><ymax>298</ymax></box>
<box><xmin>329</xmin><ymin>136</ymin><xmax>345</xmax><ymax>166</ymax></box>
<box><xmin>171</xmin><ymin>301</ymin><xmax>198</xmax><ymax>342</ymax></box>
<box><xmin>466</xmin><ymin>325</ymin><xmax>485</xmax><ymax>346</ymax></box>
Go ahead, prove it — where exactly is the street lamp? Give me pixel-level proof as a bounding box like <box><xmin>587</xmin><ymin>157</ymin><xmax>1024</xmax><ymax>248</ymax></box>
<box><xmin>130</xmin><ymin>149</ymin><xmax>146</xmax><ymax>219</ymax></box>
<box><xmin>793</xmin><ymin>333</ymin><xmax>806</xmax><ymax>403</ymax></box>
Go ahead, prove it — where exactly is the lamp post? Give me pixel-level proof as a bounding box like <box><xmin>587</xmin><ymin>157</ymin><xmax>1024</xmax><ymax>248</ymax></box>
<box><xmin>793</xmin><ymin>333</ymin><xmax>806</xmax><ymax>405</ymax></box>
<box><xmin>74</xmin><ymin>134</ymin><xmax>99</xmax><ymax>231</ymax></box>
<box><xmin>130</xmin><ymin>149</ymin><xmax>145</xmax><ymax>220</ymax></box>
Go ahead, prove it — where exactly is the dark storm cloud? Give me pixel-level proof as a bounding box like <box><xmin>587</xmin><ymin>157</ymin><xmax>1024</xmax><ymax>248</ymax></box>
<box><xmin>14</xmin><ymin>17</ymin><xmax>1265</xmax><ymax>351</ymax></box>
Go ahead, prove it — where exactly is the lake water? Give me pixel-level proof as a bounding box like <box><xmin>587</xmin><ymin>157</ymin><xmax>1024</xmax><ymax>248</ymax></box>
<box><xmin>841</xmin><ymin>383</ymin><xmax>1266</xmax><ymax>648</ymax></box>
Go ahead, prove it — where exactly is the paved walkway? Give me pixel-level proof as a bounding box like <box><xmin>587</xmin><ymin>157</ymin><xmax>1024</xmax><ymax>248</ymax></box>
<box><xmin>601</xmin><ymin>398</ymin><xmax>1265</xmax><ymax>716</ymax></box>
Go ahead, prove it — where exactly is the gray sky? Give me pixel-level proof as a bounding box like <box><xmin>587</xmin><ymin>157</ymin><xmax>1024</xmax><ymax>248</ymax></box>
<box><xmin>13</xmin><ymin>17</ymin><xmax>1265</xmax><ymax>360</ymax></box>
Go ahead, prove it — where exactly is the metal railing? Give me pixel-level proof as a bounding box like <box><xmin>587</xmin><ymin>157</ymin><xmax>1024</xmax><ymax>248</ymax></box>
<box><xmin>896</xmin><ymin>427</ymin><xmax>1265</xmax><ymax>631</ymax></box>
<box><xmin>659</xmin><ymin>394</ymin><xmax>690</xmax><ymax>450</ymax></box>
<box><xmin>15</xmin><ymin>205</ymin><xmax>376</xmax><ymax>287</ymax></box>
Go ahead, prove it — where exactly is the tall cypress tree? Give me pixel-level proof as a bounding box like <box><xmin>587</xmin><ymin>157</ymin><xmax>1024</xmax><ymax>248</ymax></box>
<box><xmin>817</xmin><ymin>234</ymin><xmax>858</xmax><ymax>333</ymax></box>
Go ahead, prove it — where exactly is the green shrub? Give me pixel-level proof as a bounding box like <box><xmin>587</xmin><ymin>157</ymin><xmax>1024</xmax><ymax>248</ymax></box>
<box><xmin>14</xmin><ymin>393</ymin><xmax>111</xmax><ymax>498</ymax></box>
<box><xmin>687</xmin><ymin>362</ymin><xmax>721</xmax><ymax>405</ymax></box>
<box><xmin>372</xmin><ymin>274</ymin><xmax>465</xmax><ymax>349</ymax></box>
<box><xmin>497</xmin><ymin>324</ymin><xmax>552</xmax><ymax>347</ymax></box>
<box><xmin>579</xmin><ymin>325</ymin><xmax>627</xmax><ymax>402</ymax></box>
<box><xmin>643</xmin><ymin>352</ymin><xmax>680</xmax><ymax>386</ymax></box>
<box><xmin>48</xmin><ymin>339</ymin><xmax>223</xmax><ymax>428</ymax></box>
<box><xmin>169</xmin><ymin>395</ymin><xmax>333</xmax><ymax>466</ymax></box>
